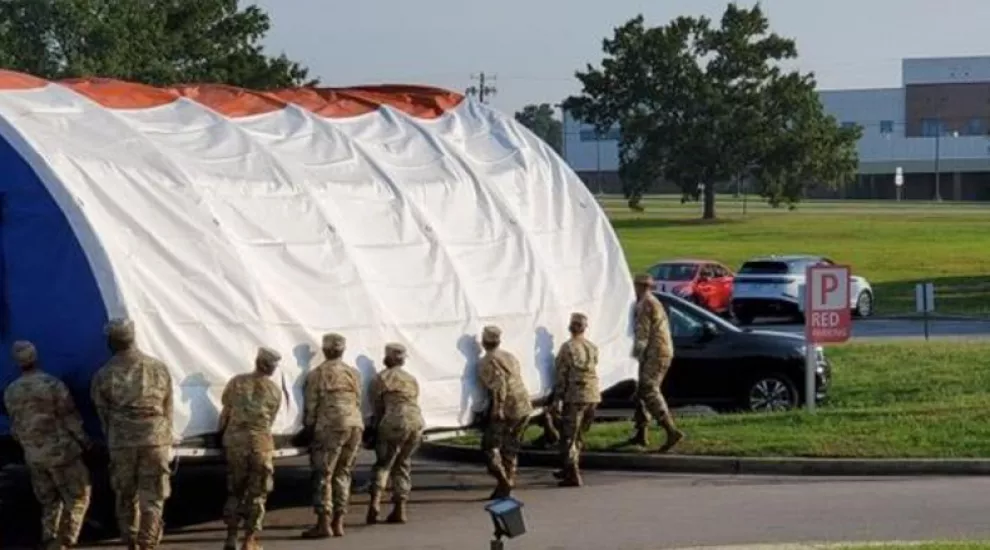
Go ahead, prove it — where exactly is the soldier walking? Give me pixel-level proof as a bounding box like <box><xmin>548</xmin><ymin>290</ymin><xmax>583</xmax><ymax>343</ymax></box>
<box><xmin>366</xmin><ymin>343</ymin><xmax>424</xmax><ymax>525</ymax></box>
<box><xmin>3</xmin><ymin>341</ymin><xmax>92</xmax><ymax>550</ymax></box>
<box><xmin>552</xmin><ymin>313</ymin><xmax>601</xmax><ymax>487</ymax></box>
<box><xmin>218</xmin><ymin>347</ymin><xmax>283</xmax><ymax>550</ymax></box>
<box><xmin>476</xmin><ymin>326</ymin><xmax>533</xmax><ymax>499</ymax></box>
<box><xmin>628</xmin><ymin>274</ymin><xmax>685</xmax><ymax>453</ymax></box>
<box><xmin>300</xmin><ymin>333</ymin><xmax>364</xmax><ymax>539</ymax></box>
<box><xmin>91</xmin><ymin>319</ymin><xmax>174</xmax><ymax>550</ymax></box>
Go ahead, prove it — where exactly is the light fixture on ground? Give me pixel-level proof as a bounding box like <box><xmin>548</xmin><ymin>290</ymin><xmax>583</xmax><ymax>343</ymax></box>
<box><xmin>485</xmin><ymin>497</ymin><xmax>527</xmax><ymax>549</ymax></box>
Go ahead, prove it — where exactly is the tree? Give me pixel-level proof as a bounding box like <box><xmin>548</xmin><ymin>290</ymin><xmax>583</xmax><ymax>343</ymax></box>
<box><xmin>514</xmin><ymin>103</ymin><xmax>562</xmax><ymax>153</ymax></box>
<box><xmin>565</xmin><ymin>3</ymin><xmax>860</xmax><ymax>218</ymax></box>
<box><xmin>0</xmin><ymin>0</ymin><xmax>315</xmax><ymax>89</ymax></box>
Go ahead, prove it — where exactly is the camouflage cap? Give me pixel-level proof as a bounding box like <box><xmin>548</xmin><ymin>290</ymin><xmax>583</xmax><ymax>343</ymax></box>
<box><xmin>481</xmin><ymin>325</ymin><xmax>502</xmax><ymax>343</ymax></box>
<box><xmin>633</xmin><ymin>273</ymin><xmax>654</xmax><ymax>286</ymax></box>
<box><xmin>321</xmin><ymin>333</ymin><xmax>346</xmax><ymax>352</ymax></box>
<box><xmin>256</xmin><ymin>346</ymin><xmax>281</xmax><ymax>365</ymax></box>
<box><xmin>384</xmin><ymin>343</ymin><xmax>407</xmax><ymax>358</ymax></box>
<box><xmin>570</xmin><ymin>312</ymin><xmax>589</xmax><ymax>327</ymax></box>
<box><xmin>104</xmin><ymin>318</ymin><xmax>136</xmax><ymax>343</ymax></box>
<box><xmin>11</xmin><ymin>341</ymin><xmax>37</xmax><ymax>366</ymax></box>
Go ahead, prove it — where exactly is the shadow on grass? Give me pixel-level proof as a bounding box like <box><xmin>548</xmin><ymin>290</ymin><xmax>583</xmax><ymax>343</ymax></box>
<box><xmin>609</xmin><ymin>217</ymin><xmax>741</xmax><ymax>230</ymax></box>
<box><xmin>872</xmin><ymin>275</ymin><xmax>990</xmax><ymax>316</ymax></box>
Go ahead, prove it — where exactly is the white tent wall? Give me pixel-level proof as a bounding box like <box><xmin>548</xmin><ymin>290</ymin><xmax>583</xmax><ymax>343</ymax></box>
<box><xmin>0</xmin><ymin>82</ymin><xmax>638</xmax><ymax>443</ymax></box>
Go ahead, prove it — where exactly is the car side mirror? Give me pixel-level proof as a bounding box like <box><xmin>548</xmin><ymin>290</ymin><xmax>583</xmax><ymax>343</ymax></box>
<box><xmin>701</xmin><ymin>321</ymin><xmax>718</xmax><ymax>339</ymax></box>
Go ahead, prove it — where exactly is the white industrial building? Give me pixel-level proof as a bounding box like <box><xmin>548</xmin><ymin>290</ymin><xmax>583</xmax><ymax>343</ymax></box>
<box><xmin>562</xmin><ymin>56</ymin><xmax>990</xmax><ymax>200</ymax></box>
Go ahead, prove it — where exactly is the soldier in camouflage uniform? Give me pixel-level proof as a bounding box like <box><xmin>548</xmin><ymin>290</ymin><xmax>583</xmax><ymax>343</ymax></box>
<box><xmin>628</xmin><ymin>274</ymin><xmax>685</xmax><ymax>453</ymax></box>
<box><xmin>300</xmin><ymin>333</ymin><xmax>363</xmax><ymax>539</ymax></box>
<box><xmin>3</xmin><ymin>341</ymin><xmax>92</xmax><ymax>550</ymax></box>
<box><xmin>476</xmin><ymin>325</ymin><xmax>533</xmax><ymax>499</ymax></box>
<box><xmin>218</xmin><ymin>347</ymin><xmax>283</xmax><ymax>550</ymax></box>
<box><xmin>552</xmin><ymin>313</ymin><xmax>601</xmax><ymax>487</ymax></box>
<box><xmin>91</xmin><ymin>319</ymin><xmax>174</xmax><ymax>550</ymax></box>
<box><xmin>365</xmin><ymin>343</ymin><xmax>424</xmax><ymax>526</ymax></box>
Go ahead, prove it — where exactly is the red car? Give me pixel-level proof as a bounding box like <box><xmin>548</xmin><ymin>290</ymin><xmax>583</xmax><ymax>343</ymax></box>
<box><xmin>645</xmin><ymin>259</ymin><xmax>735</xmax><ymax>315</ymax></box>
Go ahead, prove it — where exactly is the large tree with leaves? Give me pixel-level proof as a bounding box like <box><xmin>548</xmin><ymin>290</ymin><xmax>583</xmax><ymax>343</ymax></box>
<box><xmin>565</xmin><ymin>3</ymin><xmax>860</xmax><ymax>218</ymax></box>
<box><xmin>514</xmin><ymin>103</ymin><xmax>562</xmax><ymax>153</ymax></box>
<box><xmin>0</xmin><ymin>0</ymin><xmax>314</xmax><ymax>89</ymax></box>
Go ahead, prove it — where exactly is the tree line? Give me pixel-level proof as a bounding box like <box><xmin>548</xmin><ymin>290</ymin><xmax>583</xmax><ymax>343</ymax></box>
<box><xmin>0</xmin><ymin>1</ymin><xmax>858</xmax><ymax>220</ymax></box>
<box><xmin>0</xmin><ymin>0</ymin><xmax>312</xmax><ymax>90</ymax></box>
<box><xmin>515</xmin><ymin>3</ymin><xmax>861</xmax><ymax>219</ymax></box>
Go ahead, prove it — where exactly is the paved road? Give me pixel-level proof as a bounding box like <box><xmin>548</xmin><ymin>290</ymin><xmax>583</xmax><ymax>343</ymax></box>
<box><xmin>755</xmin><ymin>318</ymin><xmax>990</xmax><ymax>340</ymax></box>
<box><xmin>4</xmin><ymin>454</ymin><xmax>990</xmax><ymax>549</ymax></box>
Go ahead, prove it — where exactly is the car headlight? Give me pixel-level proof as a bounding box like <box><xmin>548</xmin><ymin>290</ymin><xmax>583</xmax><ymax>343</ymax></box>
<box><xmin>797</xmin><ymin>345</ymin><xmax>826</xmax><ymax>364</ymax></box>
<box><xmin>674</xmin><ymin>285</ymin><xmax>692</xmax><ymax>297</ymax></box>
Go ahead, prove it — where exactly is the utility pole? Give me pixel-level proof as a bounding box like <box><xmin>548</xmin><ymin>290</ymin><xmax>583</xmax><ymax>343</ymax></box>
<box><xmin>466</xmin><ymin>73</ymin><xmax>497</xmax><ymax>103</ymax></box>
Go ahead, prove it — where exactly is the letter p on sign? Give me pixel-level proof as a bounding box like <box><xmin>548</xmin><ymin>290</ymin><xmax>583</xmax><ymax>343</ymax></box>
<box><xmin>805</xmin><ymin>265</ymin><xmax>852</xmax><ymax>344</ymax></box>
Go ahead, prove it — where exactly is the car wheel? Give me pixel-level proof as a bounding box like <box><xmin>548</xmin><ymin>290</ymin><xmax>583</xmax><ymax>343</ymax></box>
<box><xmin>745</xmin><ymin>373</ymin><xmax>798</xmax><ymax>412</ymax></box>
<box><xmin>854</xmin><ymin>290</ymin><xmax>873</xmax><ymax>318</ymax></box>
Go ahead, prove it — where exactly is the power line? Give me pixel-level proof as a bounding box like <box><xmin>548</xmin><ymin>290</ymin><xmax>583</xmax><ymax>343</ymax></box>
<box><xmin>465</xmin><ymin>72</ymin><xmax>497</xmax><ymax>103</ymax></box>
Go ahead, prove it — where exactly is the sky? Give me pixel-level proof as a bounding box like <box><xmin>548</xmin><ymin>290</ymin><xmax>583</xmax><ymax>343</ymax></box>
<box><xmin>253</xmin><ymin>0</ymin><xmax>990</xmax><ymax>115</ymax></box>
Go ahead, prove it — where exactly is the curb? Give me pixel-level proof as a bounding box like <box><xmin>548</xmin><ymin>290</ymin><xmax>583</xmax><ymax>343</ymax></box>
<box><xmin>419</xmin><ymin>442</ymin><xmax>990</xmax><ymax>476</ymax></box>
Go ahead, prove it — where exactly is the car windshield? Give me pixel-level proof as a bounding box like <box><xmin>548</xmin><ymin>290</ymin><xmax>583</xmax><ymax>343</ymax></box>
<box><xmin>738</xmin><ymin>261</ymin><xmax>790</xmax><ymax>275</ymax></box>
<box><xmin>656</xmin><ymin>293</ymin><xmax>741</xmax><ymax>334</ymax></box>
<box><xmin>667</xmin><ymin>304</ymin><xmax>703</xmax><ymax>337</ymax></box>
<box><xmin>649</xmin><ymin>263</ymin><xmax>698</xmax><ymax>281</ymax></box>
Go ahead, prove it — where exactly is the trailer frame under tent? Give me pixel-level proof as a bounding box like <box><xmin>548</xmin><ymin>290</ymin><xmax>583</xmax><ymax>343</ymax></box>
<box><xmin>0</xmin><ymin>70</ymin><xmax>637</xmax><ymax>465</ymax></box>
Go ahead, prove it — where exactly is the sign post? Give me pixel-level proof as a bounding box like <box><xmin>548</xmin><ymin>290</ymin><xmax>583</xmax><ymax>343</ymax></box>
<box><xmin>915</xmin><ymin>282</ymin><xmax>935</xmax><ymax>341</ymax></box>
<box><xmin>895</xmin><ymin>166</ymin><xmax>904</xmax><ymax>201</ymax></box>
<box><xmin>804</xmin><ymin>265</ymin><xmax>852</xmax><ymax>413</ymax></box>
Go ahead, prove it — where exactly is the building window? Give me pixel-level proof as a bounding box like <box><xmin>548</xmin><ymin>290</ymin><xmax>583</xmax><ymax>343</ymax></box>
<box><xmin>920</xmin><ymin>118</ymin><xmax>943</xmax><ymax>137</ymax></box>
<box><xmin>841</xmin><ymin>121</ymin><xmax>857</xmax><ymax>130</ymax></box>
<box><xmin>880</xmin><ymin>120</ymin><xmax>894</xmax><ymax>135</ymax></box>
<box><xmin>579</xmin><ymin>126</ymin><xmax>622</xmax><ymax>142</ymax></box>
<box><xmin>965</xmin><ymin>117</ymin><xmax>985</xmax><ymax>136</ymax></box>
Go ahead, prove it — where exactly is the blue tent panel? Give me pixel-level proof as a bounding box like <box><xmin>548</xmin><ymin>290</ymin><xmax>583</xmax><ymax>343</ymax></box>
<box><xmin>0</xmin><ymin>132</ymin><xmax>110</xmax><ymax>439</ymax></box>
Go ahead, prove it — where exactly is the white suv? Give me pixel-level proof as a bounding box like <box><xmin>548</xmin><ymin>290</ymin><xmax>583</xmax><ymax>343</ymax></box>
<box><xmin>730</xmin><ymin>255</ymin><xmax>874</xmax><ymax>325</ymax></box>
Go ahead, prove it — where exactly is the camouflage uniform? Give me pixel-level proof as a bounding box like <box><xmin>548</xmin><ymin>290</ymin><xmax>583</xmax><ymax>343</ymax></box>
<box><xmin>3</xmin><ymin>341</ymin><xmax>92</xmax><ymax>550</ymax></box>
<box><xmin>553</xmin><ymin>313</ymin><xmax>601</xmax><ymax>487</ymax></box>
<box><xmin>301</xmin><ymin>333</ymin><xmax>364</xmax><ymax>539</ymax></box>
<box><xmin>90</xmin><ymin>319</ymin><xmax>174</xmax><ymax>550</ymax></box>
<box><xmin>631</xmin><ymin>274</ymin><xmax>685</xmax><ymax>452</ymax></box>
<box><xmin>366</xmin><ymin>343</ymin><xmax>424</xmax><ymax>525</ymax></box>
<box><xmin>218</xmin><ymin>347</ymin><xmax>283</xmax><ymax>550</ymax></box>
<box><xmin>476</xmin><ymin>326</ymin><xmax>533</xmax><ymax>498</ymax></box>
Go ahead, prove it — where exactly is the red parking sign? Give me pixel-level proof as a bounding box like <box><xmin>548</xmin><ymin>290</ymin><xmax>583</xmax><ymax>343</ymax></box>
<box><xmin>805</xmin><ymin>265</ymin><xmax>852</xmax><ymax>343</ymax></box>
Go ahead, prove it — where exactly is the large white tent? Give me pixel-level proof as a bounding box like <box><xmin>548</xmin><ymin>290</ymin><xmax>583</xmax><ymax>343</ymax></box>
<box><xmin>0</xmin><ymin>71</ymin><xmax>637</xmax><ymax>448</ymax></box>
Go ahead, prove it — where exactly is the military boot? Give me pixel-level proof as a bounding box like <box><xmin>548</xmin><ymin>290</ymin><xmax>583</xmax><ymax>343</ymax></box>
<box><xmin>657</xmin><ymin>418</ymin><xmax>685</xmax><ymax>454</ymax></box>
<box><xmin>366</xmin><ymin>491</ymin><xmax>381</xmax><ymax>525</ymax></box>
<box><xmin>240</xmin><ymin>531</ymin><xmax>261</xmax><ymax>550</ymax></box>
<box><xmin>385</xmin><ymin>501</ymin><xmax>407</xmax><ymax>524</ymax></box>
<box><xmin>300</xmin><ymin>513</ymin><xmax>331</xmax><ymax>539</ymax></box>
<box><xmin>223</xmin><ymin>525</ymin><xmax>239</xmax><ymax>550</ymax></box>
<box><xmin>627</xmin><ymin>426</ymin><xmax>649</xmax><ymax>447</ymax></box>
<box><xmin>487</xmin><ymin>465</ymin><xmax>513</xmax><ymax>500</ymax></box>
<box><xmin>557</xmin><ymin>464</ymin><xmax>583</xmax><ymax>487</ymax></box>
<box><xmin>330</xmin><ymin>511</ymin><xmax>346</xmax><ymax>537</ymax></box>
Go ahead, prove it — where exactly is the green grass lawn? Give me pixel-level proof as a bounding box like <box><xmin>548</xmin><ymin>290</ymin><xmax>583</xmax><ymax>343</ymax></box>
<box><xmin>448</xmin><ymin>340</ymin><xmax>990</xmax><ymax>458</ymax></box>
<box><xmin>838</xmin><ymin>544</ymin><xmax>990</xmax><ymax>550</ymax></box>
<box><xmin>600</xmin><ymin>195</ymin><xmax>990</xmax><ymax>316</ymax></box>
